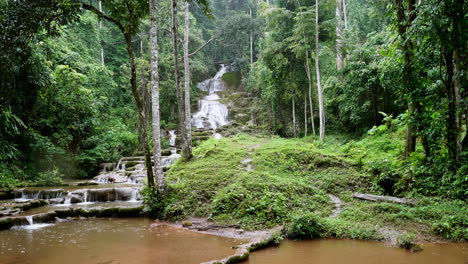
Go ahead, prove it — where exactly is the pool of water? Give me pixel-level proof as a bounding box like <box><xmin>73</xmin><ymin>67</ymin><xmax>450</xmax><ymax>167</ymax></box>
<box><xmin>242</xmin><ymin>239</ymin><xmax>467</xmax><ymax>264</ymax></box>
<box><xmin>0</xmin><ymin>218</ymin><xmax>244</xmax><ymax>264</ymax></box>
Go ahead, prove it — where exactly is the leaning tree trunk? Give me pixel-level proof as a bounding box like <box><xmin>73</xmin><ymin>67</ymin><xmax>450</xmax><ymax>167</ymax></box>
<box><xmin>315</xmin><ymin>0</ymin><xmax>326</xmax><ymax>141</ymax></box>
<box><xmin>305</xmin><ymin>48</ymin><xmax>316</xmax><ymax>136</ymax></box>
<box><xmin>182</xmin><ymin>2</ymin><xmax>193</xmax><ymax>159</ymax></box>
<box><xmin>171</xmin><ymin>0</ymin><xmax>185</xmax><ymax>143</ymax></box>
<box><xmin>125</xmin><ymin>34</ymin><xmax>155</xmax><ymax>188</ymax></box>
<box><xmin>149</xmin><ymin>0</ymin><xmax>164</xmax><ymax>192</ymax></box>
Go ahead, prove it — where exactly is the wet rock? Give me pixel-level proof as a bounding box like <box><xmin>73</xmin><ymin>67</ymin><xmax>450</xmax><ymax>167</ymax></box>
<box><xmin>49</xmin><ymin>198</ymin><xmax>65</xmax><ymax>204</ymax></box>
<box><xmin>33</xmin><ymin>212</ymin><xmax>57</xmax><ymax>223</ymax></box>
<box><xmin>0</xmin><ymin>191</ymin><xmax>14</xmax><ymax>200</ymax></box>
<box><xmin>77</xmin><ymin>182</ymin><xmax>99</xmax><ymax>186</ymax></box>
<box><xmin>70</xmin><ymin>195</ymin><xmax>83</xmax><ymax>204</ymax></box>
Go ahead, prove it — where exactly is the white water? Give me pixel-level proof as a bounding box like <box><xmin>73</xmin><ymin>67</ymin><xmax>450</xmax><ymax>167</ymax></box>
<box><xmin>15</xmin><ymin>215</ymin><xmax>52</xmax><ymax>230</ymax></box>
<box><xmin>169</xmin><ymin>130</ymin><xmax>177</xmax><ymax>146</ymax></box>
<box><xmin>192</xmin><ymin>65</ymin><xmax>230</xmax><ymax>130</ymax></box>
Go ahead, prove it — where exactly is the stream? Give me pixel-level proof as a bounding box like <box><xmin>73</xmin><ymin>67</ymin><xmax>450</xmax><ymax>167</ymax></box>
<box><xmin>0</xmin><ymin>218</ymin><xmax>243</xmax><ymax>264</ymax></box>
<box><xmin>242</xmin><ymin>239</ymin><xmax>467</xmax><ymax>264</ymax></box>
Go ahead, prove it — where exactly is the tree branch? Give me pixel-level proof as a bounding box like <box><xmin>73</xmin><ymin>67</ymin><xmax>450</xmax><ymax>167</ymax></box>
<box><xmin>189</xmin><ymin>37</ymin><xmax>215</xmax><ymax>57</ymax></box>
<box><xmin>80</xmin><ymin>2</ymin><xmax>125</xmax><ymax>33</ymax></box>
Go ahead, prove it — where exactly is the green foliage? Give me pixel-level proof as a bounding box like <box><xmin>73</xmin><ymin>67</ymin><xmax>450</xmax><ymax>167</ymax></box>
<box><xmin>141</xmin><ymin>186</ymin><xmax>170</xmax><ymax>219</ymax></box>
<box><xmin>285</xmin><ymin>213</ymin><xmax>323</xmax><ymax>239</ymax></box>
<box><xmin>396</xmin><ymin>233</ymin><xmax>416</xmax><ymax>249</ymax></box>
<box><xmin>33</xmin><ymin>168</ymin><xmax>63</xmax><ymax>186</ymax></box>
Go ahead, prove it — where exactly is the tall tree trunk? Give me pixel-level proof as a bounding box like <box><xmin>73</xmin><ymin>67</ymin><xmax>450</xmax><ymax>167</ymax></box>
<box><xmin>336</xmin><ymin>0</ymin><xmax>344</xmax><ymax>80</ymax></box>
<box><xmin>149</xmin><ymin>0</ymin><xmax>164</xmax><ymax>192</ymax></box>
<box><xmin>443</xmin><ymin>47</ymin><xmax>458</xmax><ymax>166</ymax></box>
<box><xmin>125</xmin><ymin>34</ymin><xmax>155</xmax><ymax>188</ymax></box>
<box><xmin>171</xmin><ymin>0</ymin><xmax>185</xmax><ymax>141</ymax></box>
<box><xmin>342</xmin><ymin>0</ymin><xmax>348</xmax><ymax>30</ymax></box>
<box><xmin>452</xmin><ymin>0</ymin><xmax>464</xmax><ymax>155</ymax></box>
<box><xmin>304</xmin><ymin>95</ymin><xmax>307</xmax><ymax>137</ymax></box>
<box><xmin>292</xmin><ymin>97</ymin><xmax>296</xmax><ymax>137</ymax></box>
<box><xmin>305</xmin><ymin>49</ymin><xmax>316</xmax><ymax>136</ymax></box>
<box><xmin>394</xmin><ymin>0</ymin><xmax>417</xmax><ymax>157</ymax></box>
<box><xmin>98</xmin><ymin>0</ymin><xmax>104</xmax><ymax>65</ymax></box>
<box><xmin>182</xmin><ymin>2</ymin><xmax>192</xmax><ymax>159</ymax></box>
<box><xmin>249</xmin><ymin>8</ymin><xmax>254</xmax><ymax>66</ymax></box>
<box><xmin>315</xmin><ymin>0</ymin><xmax>325</xmax><ymax>141</ymax></box>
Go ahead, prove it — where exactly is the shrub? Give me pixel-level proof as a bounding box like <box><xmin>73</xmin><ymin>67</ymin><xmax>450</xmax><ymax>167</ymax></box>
<box><xmin>142</xmin><ymin>186</ymin><xmax>169</xmax><ymax>219</ymax></box>
<box><xmin>285</xmin><ymin>213</ymin><xmax>323</xmax><ymax>239</ymax></box>
<box><xmin>34</xmin><ymin>168</ymin><xmax>63</xmax><ymax>186</ymax></box>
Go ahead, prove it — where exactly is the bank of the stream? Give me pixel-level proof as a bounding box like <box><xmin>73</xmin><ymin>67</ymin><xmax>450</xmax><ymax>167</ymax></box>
<box><xmin>146</xmin><ymin>132</ymin><xmax>467</xmax><ymax>247</ymax></box>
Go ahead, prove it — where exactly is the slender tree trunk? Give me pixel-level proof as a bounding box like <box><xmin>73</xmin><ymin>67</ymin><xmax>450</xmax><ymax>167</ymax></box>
<box><xmin>182</xmin><ymin>2</ymin><xmax>192</xmax><ymax>159</ymax></box>
<box><xmin>336</xmin><ymin>0</ymin><xmax>344</xmax><ymax>79</ymax></box>
<box><xmin>305</xmin><ymin>49</ymin><xmax>316</xmax><ymax>136</ymax></box>
<box><xmin>443</xmin><ymin>47</ymin><xmax>458</xmax><ymax>166</ymax></box>
<box><xmin>171</xmin><ymin>0</ymin><xmax>185</xmax><ymax>141</ymax></box>
<box><xmin>452</xmin><ymin>0</ymin><xmax>464</xmax><ymax>154</ymax></box>
<box><xmin>125</xmin><ymin>34</ymin><xmax>155</xmax><ymax>188</ymax></box>
<box><xmin>249</xmin><ymin>8</ymin><xmax>254</xmax><ymax>66</ymax></box>
<box><xmin>304</xmin><ymin>95</ymin><xmax>307</xmax><ymax>137</ymax></box>
<box><xmin>292</xmin><ymin>97</ymin><xmax>296</xmax><ymax>137</ymax></box>
<box><xmin>315</xmin><ymin>0</ymin><xmax>325</xmax><ymax>140</ymax></box>
<box><xmin>149</xmin><ymin>0</ymin><xmax>164</xmax><ymax>192</ymax></box>
<box><xmin>342</xmin><ymin>0</ymin><xmax>348</xmax><ymax>30</ymax></box>
<box><xmin>394</xmin><ymin>0</ymin><xmax>417</xmax><ymax>157</ymax></box>
<box><xmin>80</xmin><ymin>2</ymin><xmax>154</xmax><ymax>187</ymax></box>
<box><xmin>98</xmin><ymin>0</ymin><xmax>104</xmax><ymax>65</ymax></box>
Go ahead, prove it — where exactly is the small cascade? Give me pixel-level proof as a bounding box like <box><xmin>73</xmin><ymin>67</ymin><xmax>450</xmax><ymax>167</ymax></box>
<box><xmin>163</xmin><ymin>130</ymin><xmax>182</xmax><ymax>167</ymax></box>
<box><xmin>17</xmin><ymin>215</ymin><xmax>52</xmax><ymax>230</ymax></box>
<box><xmin>15</xmin><ymin>189</ymin><xmax>65</xmax><ymax>201</ymax></box>
<box><xmin>192</xmin><ymin>64</ymin><xmax>230</xmax><ymax>130</ymax></box>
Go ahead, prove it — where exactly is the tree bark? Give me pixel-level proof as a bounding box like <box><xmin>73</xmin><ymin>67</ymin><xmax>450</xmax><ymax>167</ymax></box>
<box><xmin>342</xmin><ymin>0</ymin><xmax>348</xmax><ymax>30</ymax></box>
<box><xmin>182</xmin><ymin>2</ymin><xmax>192</xmax><ymax>159</ymax></box>
<box><xmin>125</xmin><ymin>34</ymin><xmax>155</xmax><ymax>188</ymax></box>
<box><xmin>305</xmin><ymin>49</ymin><xmax>316</xmax><ymax>136</ymax></box>
<box><xmin>394</xmin><ymin>0</ymin><xmax>417</xmax><ymax>157</ymax></box>
<box><xmin>249</xmin><ymin>8</ymin><xmax>254</xmax><ymax>66</ymax></box>
<box><xmin>149</xmin><ymin>0</ymin><xmax>164</xmax><ymax>192</ymax></box>
<box><xmin>315</xmin><ymin>0</ymin><xmax>326</xmax><ymax>141</ymax></box>
<box><xmin>304</xmin><ymin>95</ymin><xmax>307</xmax><ymax>137</ymax></box>
<box><xmin>98</xmin><ymin>0</ymin><xmax>104</xmax><ymax>65</ymax></box>
<box><xmin>292</xmin><ymin>97</ymin><xmax>296</xmax><ymax>137</ymax></box>
<box><xmin>171</xmin><ymin>0</ymin><xmax>185</xmax><ymax>141</ymax></box>
<box><xmin>336</xmin><ymin>0</ymin><xmax>344</xmax><ymax>79</ymax></box>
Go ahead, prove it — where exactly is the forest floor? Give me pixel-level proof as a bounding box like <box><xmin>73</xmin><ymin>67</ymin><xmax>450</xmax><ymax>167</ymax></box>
<box><xmin>161</xmin><ymin>132</ymin><xmax>467</xmax><ymax>247</ymax></box>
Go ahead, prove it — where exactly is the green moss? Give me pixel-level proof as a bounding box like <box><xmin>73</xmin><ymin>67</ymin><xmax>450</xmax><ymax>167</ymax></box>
<box><xmin>141</xmin><ymin>133</ymin><xmax>467</xmax><ymax>241</ymax></box>
<box><xmin>221</xmin><ymin>71</ymin><xmax>242</xmax><ymax>90</ymax></box>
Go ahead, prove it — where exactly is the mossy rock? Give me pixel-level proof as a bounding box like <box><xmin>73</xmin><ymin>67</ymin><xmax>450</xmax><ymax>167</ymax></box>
<box><xmin>161</xmin><ymin>149</ymin><xmax>172</xmax><ymax>156</ymax></box>
<box><xmin>221</xmin><ymin>71</ymin><xmax>242</xmax><ymax>90</ymax></box>
<box><xmin>125</xmin><ymin>165</ymin><xmax>137</xmax><ymax>171</ymax></box>
<box><xmin>124</xmin><ymin>161</ymin><xmax>139</xmax><ymax>167</ymax></box>
<box><xmin>234</xmin><ymin>113</ymin><xmax>250</xmax><ymax>124</ymax></box>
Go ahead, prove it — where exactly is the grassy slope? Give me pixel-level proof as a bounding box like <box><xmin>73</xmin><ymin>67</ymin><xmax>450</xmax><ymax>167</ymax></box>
<box><xmin>162</xmin><ymin>133</ymin><xmax>467</xmax><ymax>242</ymax></box>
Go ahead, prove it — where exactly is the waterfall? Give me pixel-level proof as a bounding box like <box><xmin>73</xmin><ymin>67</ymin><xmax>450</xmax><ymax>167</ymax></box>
<box><xmin>26</xmin><ymin>216</ymin><xmax>34</xmax><ymax>225</ymax></box>
<box><xmin>169</xmin><ymin>130</ymin><xmax>176</xmax><ymax>146</ymax></box>
<box><xmin>192</xmin><ymin>64</ymin><xmax>230</xmax><ymax>130</ymax></box>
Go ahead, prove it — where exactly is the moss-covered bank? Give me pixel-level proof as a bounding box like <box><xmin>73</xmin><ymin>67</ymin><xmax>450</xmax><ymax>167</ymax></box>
<box><xmin>145</xmin><ymin>133</ymin><xmax>467</xmax><ymax>244</ymax></box>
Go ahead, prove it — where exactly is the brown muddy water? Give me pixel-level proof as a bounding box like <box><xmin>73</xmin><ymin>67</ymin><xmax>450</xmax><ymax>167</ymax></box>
<box><xmin>242</xmin><ymin>239</ymin><xmax>467</xmax><ymax>264</ymax></box>
<box><xmin>0</xmin><ymin>218</ymin><xmax>244</xmax><ymax>264</ymax></box>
